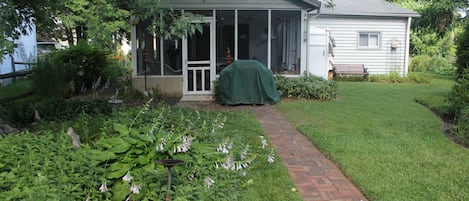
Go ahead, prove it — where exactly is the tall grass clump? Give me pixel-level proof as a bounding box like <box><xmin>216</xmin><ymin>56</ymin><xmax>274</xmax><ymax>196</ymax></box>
<box><xmin>275</xmin><ymin>73</ymin><xmax>338</xmax><ymax>101</ymax></box>
<box><xmin>410</xmin><ymin>55</ymin><xmax>456</xmax><ymax>76</ymax></box>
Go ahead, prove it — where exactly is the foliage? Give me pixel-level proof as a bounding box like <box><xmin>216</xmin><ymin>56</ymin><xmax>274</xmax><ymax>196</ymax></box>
<box><xmin>0</xmin><ymin>97</ymin><xmax>112</xmax><ymax>127</ymax></box>
<box><xmin>90</xmin><ymin>102</ymin><xmax>266</xmax><ymax>200</ymax></box>
<box><xmin>456</xmin><ymin>106</ymin><xmax>469</xmax><ymax>146</ymax></box>
<box><xmin>456</xmin><ymin>21</ymin><xmax>469</xmax><ymax>78</ymax></box>
<box><xmin>447</xmin><ymin>70</ymin><xmax>469</xmax><ymax>115</ymax></box>
<box><xmin>275</xmin><ymin>74</ymin><xmax>338</xmax><ymax>101</ymax></box>
<box><xmin>365</xmin><ymin>72</ymin><xmax>432</xmax><ymax>83</ymax></box>
<box><xmin>277</xmin><ymin>78</ymin><xmax>468</xmax><ymax>200</ymax></box>
<box><xmin>50</xmin><ymin>0</ymin><xmax>130</xmax><ymax>49</ymax></box>
<box><xmin>410</xmin><ymin>55</ymin><xmax>456</xmax><ymax>76</ymax></box>
<box><xmin>0</xmin><ymin>131</ymin><xmax>104</xmax><ymax>200</ymax></box>
<box><xmin>32</xmin><ymin>43</ymin><xmax>124</xmax><ymax>97</ymax></box>
<box><xmin>31</xmin><ymin>57</ymin><xmax>69</xmax><ymax>97</ymax></box>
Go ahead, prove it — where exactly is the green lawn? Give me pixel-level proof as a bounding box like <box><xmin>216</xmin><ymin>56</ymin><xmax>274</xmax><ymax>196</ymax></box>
<box><xmin>276</xmin><ymin>78</ymin><xmax>469</xmax><ymax>201</ymax></box>
<box><xmin>0</xmin><ymin>78</ymin><xmax>32</xmax><ymax>100</ymax></box>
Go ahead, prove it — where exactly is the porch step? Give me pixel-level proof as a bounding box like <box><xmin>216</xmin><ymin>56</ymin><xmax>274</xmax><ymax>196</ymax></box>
<box><xmin>180</xmin><ymin>95</ymin><xmax>213</xmax><ymax>102</ymax></box>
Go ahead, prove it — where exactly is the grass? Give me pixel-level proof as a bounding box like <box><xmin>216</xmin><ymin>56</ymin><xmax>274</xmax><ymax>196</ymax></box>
<box><xmin>276</xmin><ymin>78</ymin><xmax>469</xmax><ymax>201</ymax></box>
<box><xmin>0</xmin><ymin>78</ymin><xmax>32</xmax><ymax>100</ymax></box>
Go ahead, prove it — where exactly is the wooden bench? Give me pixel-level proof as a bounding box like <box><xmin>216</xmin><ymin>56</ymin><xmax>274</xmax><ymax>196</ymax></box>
<box><xmin>333</xmin><ymin>64</ymin><xmax>369</xmax><ymax>80</ymax></box>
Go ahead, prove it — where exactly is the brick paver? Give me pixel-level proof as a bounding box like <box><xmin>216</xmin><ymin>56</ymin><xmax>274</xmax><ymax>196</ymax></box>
<box><xmin>178</xmin><ymin>102</ymin><xmax>368</xmax><ymax>201</ymax></box>
<box><xmin>250</xmin><ymin>105</ymin><xmax>367</xmax><ymax>201</ymax></box>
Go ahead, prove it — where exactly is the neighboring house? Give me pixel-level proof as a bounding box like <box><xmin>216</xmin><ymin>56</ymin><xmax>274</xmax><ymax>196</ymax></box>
<box><xmin>1</xmin><ymin>24</ymin><xmax>37</xmax><ymax>86</ymax></box>
<box><xmin>0</xmin><ymin>24</ymin><xmax>37</xmax><ymax>76</ymax></box>
<box><xmin>309</xmin><ymin>0</ymin><xmax>419</xmax><ymax>77</ymax></box>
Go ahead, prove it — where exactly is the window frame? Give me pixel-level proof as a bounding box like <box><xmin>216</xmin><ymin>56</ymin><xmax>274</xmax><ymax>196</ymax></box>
<box><xmin>357</xmin><ymin>32</ymin><xmax>381</xmax><ymax>49</ymax></box>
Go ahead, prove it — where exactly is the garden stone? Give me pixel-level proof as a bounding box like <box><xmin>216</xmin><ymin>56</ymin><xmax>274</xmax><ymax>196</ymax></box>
<box><xmin>0</xmin><ymin>118</ymin><xmax>19</xmax><ymax>137</ymax></box>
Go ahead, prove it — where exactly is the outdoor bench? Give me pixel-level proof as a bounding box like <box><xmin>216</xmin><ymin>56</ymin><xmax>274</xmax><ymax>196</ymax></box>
<box><xmin>333</xmin><ymin>64</ymin><xmax>369</xmax><ymax>80</ymax></box>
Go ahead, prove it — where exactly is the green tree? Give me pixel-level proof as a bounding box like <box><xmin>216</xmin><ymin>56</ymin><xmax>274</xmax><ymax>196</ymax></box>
<box><xmin>456</xmin><ymin>21</ymin><xmax>469</xmax><ymax>77</ymax></box>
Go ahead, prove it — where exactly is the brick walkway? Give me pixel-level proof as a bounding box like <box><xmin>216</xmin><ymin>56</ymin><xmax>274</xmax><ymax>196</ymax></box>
<box><xmin>178</xmin><ymin>102</ymin><xmax>368</xmax><ymax>201</ymax></box>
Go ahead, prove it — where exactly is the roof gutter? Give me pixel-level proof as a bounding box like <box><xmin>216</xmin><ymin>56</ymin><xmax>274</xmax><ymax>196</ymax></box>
<box><xmin>304</xmin><ymin>0</ymin><xmax>322</xmax><ymax>12</ymax></box>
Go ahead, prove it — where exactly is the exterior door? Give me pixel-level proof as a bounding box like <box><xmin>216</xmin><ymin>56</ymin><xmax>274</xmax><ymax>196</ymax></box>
<box><xmin>308</xmin><ymin>26</ymin><xmax>329</xmax><ymax>79</ymax></box>
<box><xmin>183</xmin><ymin>18</ymin><xmax>215</xmax><ymax>95</ymax></box>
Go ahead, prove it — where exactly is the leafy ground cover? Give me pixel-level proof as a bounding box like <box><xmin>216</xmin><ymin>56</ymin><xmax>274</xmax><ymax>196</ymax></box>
<box><xmin>0</xmin><ymin>101</ymin><xmax>300</xmax><ymax>201</ymax></box>
<box><xmin>276</xmin><ymin>78</ymin><xmax>469</xmax><ymax>201</ymax></box>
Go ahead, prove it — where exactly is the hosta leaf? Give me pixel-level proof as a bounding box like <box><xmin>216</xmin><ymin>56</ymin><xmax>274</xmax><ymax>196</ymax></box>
<box><xmin>135</xmin><ymin>155</ymin><xmax>150</xmax><ymax>165</ymax></box>
<box><xmin>111</xmin><ymin>181</ymin><xmax>129</xmax><ymax>201</ymax></box>
<box><xmin>89</xmin><ymin>150</ymin><xmax>117</xmax><ymax>162</ymax></box>
<box><xmin>113</xmin><ymin>123</ymin><xmax>129</xmax><ymax>136</ymax></box>
<box><xmin>102</xmin><ymin>137</ymin><xmax>131</xmax><ymax>153</ymax></box>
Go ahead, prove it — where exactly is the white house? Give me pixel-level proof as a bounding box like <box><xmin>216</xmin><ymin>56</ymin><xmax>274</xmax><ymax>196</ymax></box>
<box><xmin>309</xmin><ymin>0</ymin><xmax>419</xmax><ymax>77</ymax></box>
<box><xmin>130</xmin><ymin>0</ymin><xmax>418</xmax><ymax>100</ymax></box>
<box><xmin>0</xmin><ymin>24</ymin><xmax>37</xmax><ymax>76</ymax></box>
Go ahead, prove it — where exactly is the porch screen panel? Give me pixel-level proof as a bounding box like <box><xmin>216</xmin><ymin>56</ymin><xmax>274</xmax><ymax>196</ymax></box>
<box><xmin>271</xmin><ymin>10</ymin><xmax>301</xmax><ymax>74</ymax></box>
<box><xmin>163</xmin><ymin>40</ymin><xmax>182</xmax><ymax>75</ymax></box>
<box><xmin>238</xmin><ymin>10</ymin><xmax>268</xmax><ymax>66</ymax></box>
<box><xmin>136</xmin><ymin>19</ymin><xmax>161</xmax><ymax>75</ymax></box>
<box><xmin>216</xmin><ymin>10</ymin><xmax>235</xmax><ymax>74</ymax></box>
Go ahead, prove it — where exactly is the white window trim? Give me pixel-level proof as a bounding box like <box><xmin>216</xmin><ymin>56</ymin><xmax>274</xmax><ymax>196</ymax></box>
<box><xmin>357</xmin><ymin>32</ymin><xmax>381</xmax><ymax>49</ymax></box>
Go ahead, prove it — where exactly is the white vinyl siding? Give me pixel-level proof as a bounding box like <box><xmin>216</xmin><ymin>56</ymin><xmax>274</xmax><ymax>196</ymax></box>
<box><xmin>309</xmin><ymin>16</ymin><xmax>409</xmax><ymax>75</ymax></box>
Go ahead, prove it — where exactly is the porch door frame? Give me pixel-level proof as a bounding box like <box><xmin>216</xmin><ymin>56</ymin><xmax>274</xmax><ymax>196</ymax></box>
<box><xmin>182</xmin><ymin>17</ymin><xmax>216</xmax><ymax>96</ymax></box>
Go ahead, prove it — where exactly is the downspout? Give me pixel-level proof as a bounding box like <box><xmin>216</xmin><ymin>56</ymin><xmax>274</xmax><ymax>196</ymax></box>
<box><xmin>404</xmin><ymin>16</ymin><xmax>412</xmax><ymax>76</ymax></box>
<box><xmin>305</xmin><ymin>7</ymin><xmax>320</xmax><ymax>75</ymax></box>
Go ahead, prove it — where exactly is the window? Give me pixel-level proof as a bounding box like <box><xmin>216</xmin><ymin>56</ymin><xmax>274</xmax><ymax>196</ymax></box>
<box><xmin>358</xmin><ymin>32</ymin><xmax>380</xmax><ymax>48</ymax></box>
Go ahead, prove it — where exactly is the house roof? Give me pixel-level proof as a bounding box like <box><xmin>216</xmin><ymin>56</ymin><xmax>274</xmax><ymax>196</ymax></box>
<box><xmin>318</xmin><ymin>0</ymin><xmax>420</xmax><ymax>17</ymax></box>
<box><xmin>301</xmin><ymin>0</ymin><xmax>322</xmax><ymax>9</ymax></box>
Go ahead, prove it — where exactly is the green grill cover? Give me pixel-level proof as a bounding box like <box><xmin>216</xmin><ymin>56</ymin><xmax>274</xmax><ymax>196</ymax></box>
<box><xmin>218</xmin><ymin>60</ymin><xmax>280</xmax><ymax>105</ymax></box>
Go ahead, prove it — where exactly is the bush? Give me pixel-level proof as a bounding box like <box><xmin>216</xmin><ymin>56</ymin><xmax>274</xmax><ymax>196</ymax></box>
<box><xmin>456</xmin><ymin>107</ymin><xmax>469</xmax><ymax>146</ymax></box>
<box><xmin>367</xmin><ymin>72</ymin><xmax>432</xmax><ymax>84</ymax></box>
<box><xmin>447</xmin><ymin>70</ymin><xmax>469</xmax><ymax>115</ymax></box>
<box><xmin>275</xmin><ymin>73</ymin><xmax>338</xmax><ymax>101</ymax></box>
<box><xmin>404</xmin><ymin>72</ymin><xmax>432</xmax><ymax>84</ymax></box>
<box><xmin>456</xmin><ymin>21</ymin><xmax>469</xmax><ymax>78</ymax></box>
<box><xmin>410</xmin><ymin>55</ymin><xmax>431</xmax><ymax>73</ymax></box>
<box><xmin>0</xmin><ymin>97</ymin><xmax>113</xmax><ymax>127</ymax></box>
<box><xmin>32</xmin><ymin>57</ymin><xmax>69</xmax><ymax>97</ymax></box>
<box><xmin>410</xmin><ymin>55</ymin><xmax>456</xmax><ymax>76</ymax></box>
<box><xmin>32</xmin><ymin>43</ymin><xmax>125</xmax><ymax>97</ymax></box>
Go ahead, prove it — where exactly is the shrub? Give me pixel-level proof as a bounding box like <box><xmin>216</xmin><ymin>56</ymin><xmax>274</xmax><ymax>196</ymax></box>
<box><xmin>410</xmin><ymin>55</ymin><xmax>431</xmax><ymax>72</ymax></box>
<box><xmin>456</xmin><ymin>107</ymin><xmax>469</xmax><ymax>146</ymax></box>
<box><xmin>456</xmin><ymin>21</ymin><xmax>469</xmax><ymax>78</ymax></box>
<box><xmin>0</xmin><ymin>97</ymin><xmax>113</xmax><ymax>126</ymax></box>
<box><xmin>275</xmin><ymin>73</ymin><xmax>338</xmax><ymax>101</ymax></box>
<box><xmin>367</xmin><ymin>72</ymin><xmax>432</xmax><ymax>84</ymax></box>
<box><xmin>32</xmin><ymin>57</ymin><xmax>69</xmax><ymax>97</ymax></box>
<box><xmin>428</xmin><ymin>57</ymin><xmax>456</xmax><ymax>76</ymax></box>
<box><xmin>32</xmin><ymin>43</ymin><xmax>125</xmax><ymax>97</ymax></box>
<box><xmin>404</xmin><ymin>72</ymin><xmax>432</xmax><ymax>84</ymax></box>
<box><xmin>410</xmin><ymin>55</ymin><xmax>456</xmax><ymax>76</ymax></box>
<box><xmin>447</xmin><ymin>70</ymin><xmax>469</xmax><ymax>115</ymax></box>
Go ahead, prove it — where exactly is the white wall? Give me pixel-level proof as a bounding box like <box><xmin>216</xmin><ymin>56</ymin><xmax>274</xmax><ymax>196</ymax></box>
<box><xmin>309</xmin><ymin>16</ymin><xmax>409</xmax><ymax>75</ymax></box>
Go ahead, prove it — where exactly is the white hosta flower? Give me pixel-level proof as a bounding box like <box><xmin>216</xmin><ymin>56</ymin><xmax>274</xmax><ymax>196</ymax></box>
<box><xmin>156</xmin><ymin>138</ymin><xmax>168</xmax><ymax>151</ymax></box>
<box><xmin>176</xmin><ymin>136</ymin><xmax>193</xmax><ymax>153</ymax></box>
<box><xmin>221</xmin><ymin>156</ymin><xmax>235</xmax><ymax>170</ymax></box>
<box><xmin>217</xmin><ymin>139</ymin><xmax>233</xmax><ymax>154</ymax></box>
<box><xmin>122</xmin><ymin>171</ymin><xmax>133</xmax><ymax>182</ymax></box>
<box><xmin>240</xmin><ymin>171</ymin><xmax>247</xmax><ymax>177</ymax></box>
<box><xmin>218</xmin><ymin>122</ymin><xmax>224</xmax><ymax>129</ymax></box>
<box><xmin>99</xmin><ymin>182</ymin><xmax>108</xmax><ymax>193</ymax></box>
<box><xmin>259</xmin><ymin>136</ymin><xmax>268</xmax><ymax>148</ymax></box>
<box><xmin>267</xmin><ymin>154</ymin><xmax>275</xmax><ymax>163</ymax></box>
<box><xmin>205</xmin><ymin>177</ymin><xmax>215</xmax><ymax>188</ymax></box>
<box><xmin>130</xmin><ymin>184</ymin><xmax>141</xmax><ymax>194</ymax></box>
